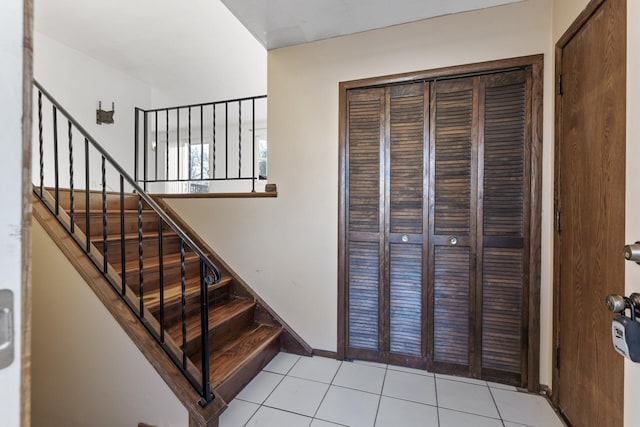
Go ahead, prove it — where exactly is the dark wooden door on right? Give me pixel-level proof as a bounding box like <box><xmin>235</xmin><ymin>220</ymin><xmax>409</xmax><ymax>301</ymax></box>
<box><xmin>554</xmin><ymin>0</ymin><xmax>626</xmax><ymax>425</ymax></box>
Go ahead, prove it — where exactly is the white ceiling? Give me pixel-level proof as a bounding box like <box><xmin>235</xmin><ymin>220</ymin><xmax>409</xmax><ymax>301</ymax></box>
<box><xmin>221</xmin><ymin>0</ymin><xmax>523</xmax><ymax>49</ymax></box>
<box><xmin>34</xmin><ymin>0</ymin><xmax>523</xmax><ymax>102</ymax></box>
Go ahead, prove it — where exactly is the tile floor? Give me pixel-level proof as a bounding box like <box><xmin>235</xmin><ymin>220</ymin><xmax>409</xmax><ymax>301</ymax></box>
<box><xmin>220</xmin><ymin>353</ymin><xmax>565</xmax><ymax>427</ymax></box>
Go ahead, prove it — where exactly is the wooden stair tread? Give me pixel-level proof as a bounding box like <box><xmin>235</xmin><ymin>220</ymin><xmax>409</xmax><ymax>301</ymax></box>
<box><xmin>209</xmin><ymin>324</ymin><xmax>282</xmax><ymax>387</ymax></box>
<box><xmin>113</xmin><ymin>251</ymin><xmax>200</xmax><ymax>272</ymax></box>
<box><xmin>92</xmin><ymin>230</ymin><xmax>176</xmax><ymax>243</ymax></box>
<box><xmin>167</xmin><ymin>298</ymin><xmax>256</xmax><ymax>344</ymax></box>
<box><xmin>143</xmin><ymin>275</ymin><xmax>233</xmax><ymax>312</ymax></box>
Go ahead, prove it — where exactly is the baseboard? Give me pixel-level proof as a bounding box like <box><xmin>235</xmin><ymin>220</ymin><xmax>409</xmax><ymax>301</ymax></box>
<box><xmin>312</xmin><ymin>349</ymin><xmax>338</xmax><ymax>359</ymax></box>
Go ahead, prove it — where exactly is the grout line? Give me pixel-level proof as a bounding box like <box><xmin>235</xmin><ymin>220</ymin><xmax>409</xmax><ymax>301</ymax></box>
<box><xmin>372</xmin><ymin>365</ymin><xmax>388</xmax><ymax>427</ymax></box>
<box><xmin>434</xmin><ymin>375</ymin><xmax>440</xmax><ymax>427</ymax></box>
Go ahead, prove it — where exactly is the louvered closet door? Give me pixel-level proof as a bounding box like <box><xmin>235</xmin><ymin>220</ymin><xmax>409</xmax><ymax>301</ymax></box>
<box><xmin>345</xmin><ymin>83</ymin><xmax>428</xmax><ymax>366</ymax></box>
<box><xmin>478</xmin><ymin>70</ymin><xmax>530</xmax><ymax>384</ymax></box>
<box><xmin>428</xmin><ymin>78</ymin><xmax>478</xmax><ymax>374</ymax></box>
<box><xmin>428</xmin><ymin>71</ymin><xmax>530</xmax><ymax>385</ymax></box>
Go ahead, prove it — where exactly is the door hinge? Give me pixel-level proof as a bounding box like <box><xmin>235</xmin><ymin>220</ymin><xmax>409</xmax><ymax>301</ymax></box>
<box><xmin>556</xmin><ymin>347</ymin><xmax>560</xmax><ymax>369</ymax></box>
<box><xmin>556</xmin><ymin>210</ymin><xmax>562</xmax><ymax>234</ymax></box>
<box><xmin>557</xmin><ymin>74</ymin><xmax>563</xmax><ymax>96</ymax></box>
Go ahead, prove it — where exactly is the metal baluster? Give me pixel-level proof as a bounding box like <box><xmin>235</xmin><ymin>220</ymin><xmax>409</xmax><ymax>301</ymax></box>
<box><xmin>180</xmin><ymin>239</ymin><xmax>187</xmax><ymax>369</ymax></box>
<box><xmin>188</xmin><ymin>107</ymin><xmax>192</xmax><ymax>181</ymax></box>
<box><xmin>200</xmin><ymin>105</ymin><xmax>204</xmax><ymax>180</ymax></box>
<box><xmin>53</xmin><ymin>105</ymin><xmax>59</xmax><ymax>215</ymax></box>
<box><xmin>143</xmin><ymin>112</ymin><xmax>148</xmax><ymax>192</ymax></box>
<box><xmin>138</xmin><ymin>195</ymin><xmax>144</xmax><ymax>317</ymax></box>
<box><xmin>38</xmin><ymin>91</ymin><xmax>43</xmax><ymax>197</ymax></box>
<box><xmin>85</xmin><ymin>138</ymin><xmax>90</xmax><ymax>252</ymax></box>
<box><xmin>158</xmin><ymin>218</ymin><xmax>165</xmax><ymax>343</ymax></box>
<box><xmin>252</xmin><ymin>99</ymin><xmax>256</xmax><ymax>192</ymax></box>
<box><xmin>155</xmin><ymin>111</ymin><xmax>158</xmax><ymax>181</ymax></box>
<box><xmin>134</xmin><ymin>108</ymin><xmax>139</xmax><ymax>183</ymax></box>
<box><xmin>238</xmin><ymin>101</ymin><xmax>242</xmax><ymax>178</ymax></box>
<box><xmin>120</xmin><ymin>175</ymin><xmax>126</xmax><ymax>297</ymax></box>
<box><xmin>213</xmin><ymin>104</ymin><xmax>216</xmax><ymax>179</ymax></box>
<box><xmin>166</xmin><ymin>110</ymin><xmax>169</xmax><ymax>181</ymax></box>
<box><xmin>102</xmin><ymin>156</ymin><xmax>107</xmax><ymax>273</ymax></box>
<box><xmin>68</xmin><ymin>120</ymin><xmax>75</xmax><ymax>232</ymax></box>
<box><xmin>177</xmin><ymin>109</ymin><xmax>180</xmax><ymax>181</ymax></box>
<box><xmin>225</xmin><ymin>103</ymin><xmax>228</xmax><ymax>179</ymax></box>
<box><xmin>199</xmin><ymin>260</ymin><xmax>212</xmax><ymax>406</ymax></box>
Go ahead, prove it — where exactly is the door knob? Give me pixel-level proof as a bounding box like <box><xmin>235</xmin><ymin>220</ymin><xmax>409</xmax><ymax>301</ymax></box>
<box><xmin>623</xmin><ymin>242</ymin><xmax>640</xmax><ymax>264</ymax></box>
<box><xmin>401</xmin><ymin>235</ymin><xmax>409</xmax><ymax>243</ymax></box>
<box><xmin>449</xmin><ymin>237</ymin><xmax>458</xmax><ymax>245</ymax></box>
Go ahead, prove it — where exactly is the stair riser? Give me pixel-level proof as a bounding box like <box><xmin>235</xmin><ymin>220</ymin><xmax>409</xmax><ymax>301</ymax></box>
<box><xmin>75</xmin><ymin>213</ymin><xmax>159</xmax><ymax>237</ymax></box>
<box><xmin>121</xmin><ymin>257</ymin><xmax>201</xmax><ymax>290</ymax></box>
<box><xmin>215</xmin><ymin>337</ymin><xmax>280</xmax><ymax>403</ymax></box>
<box><xmin>94</xmin><ymin>234</ymin><xmax>182</xmax><ymax>263</ymax></box>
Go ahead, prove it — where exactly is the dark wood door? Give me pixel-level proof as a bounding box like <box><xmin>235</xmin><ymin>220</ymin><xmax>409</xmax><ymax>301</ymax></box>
<box><xmin>428</xmin><ymin>71</ymin><xmax>531</xmax><ymax>385</ymax></box>
<box><xmin>555</xmin><ymin>0</ymin><xmax>626</xmax><ymax>425</ymax></box>
<box><xmin>344</xmin><ymin>83</ymin><xmax>428</xmax><ymax>367</ymax></box>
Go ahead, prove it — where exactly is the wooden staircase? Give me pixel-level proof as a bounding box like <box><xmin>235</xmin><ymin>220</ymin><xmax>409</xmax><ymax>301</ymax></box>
<box><xmin>34</xmin><ymin>187</ymin><xmax>310</xmax><ymax>426</ymax></box>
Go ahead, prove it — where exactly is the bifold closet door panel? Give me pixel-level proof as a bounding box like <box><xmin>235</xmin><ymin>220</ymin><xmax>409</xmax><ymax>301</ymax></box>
<box><xmin>479</xmin><ymin>70</ymin><xmax>530</xmax><ymax>381</ymax></box>
<box><xmin>429</xmin><ymin>78</ymin><xmax>477</xmax><ymax>371</ymax></box>
<box><xmin>388</xmin><ymin>83</ymin><xmax>427</xmax><ymax>359</ymax></box>
<box><xmin>346</xmin><ymin>88</ymin><xmax>385</xmax><ymax>358</ymax></box>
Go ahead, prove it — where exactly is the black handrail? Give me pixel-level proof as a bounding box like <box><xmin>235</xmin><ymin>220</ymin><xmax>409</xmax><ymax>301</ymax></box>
<box><xmin>134</xmin><ymin>94</ymin><xmax>267</xmax><ymax>194</ymax></box>
<box><xmin>33</xmin><ymin>79</ymin><xmax>219</xmax><ymax>406</ymax></box>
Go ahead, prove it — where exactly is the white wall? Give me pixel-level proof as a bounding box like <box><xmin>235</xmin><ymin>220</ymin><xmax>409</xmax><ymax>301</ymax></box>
<box><xmin>31</xmin><ymin>222</ymin><xmax>188</xmax><ymax>427</ymax></box>
<box><xmin>0</xmin><ymin>0</ymin><xmax>24</xmax><ymax>425</ymax></box>
<box><xmin>34</xmin><ymin>32</ymin><xmax>153</xmax><ymax>182</ymax></box>
<box><xmin>167</xmin><ymin>0</ymin><xmax>555</xmax><ymax>381</ymax></box>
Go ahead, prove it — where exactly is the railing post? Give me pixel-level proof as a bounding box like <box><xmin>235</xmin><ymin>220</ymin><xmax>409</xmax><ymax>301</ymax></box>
<box><xmin>154</xmin><ymin>111</ymin><xmax>158</xmax><ymax>182</ymax></box>
<box><xmin>199</xmin><ymin>260</ymin><xmax>213</xmax><ymax>406</ymax></box>
<box><xmin>53</xmin><ymin>105</ymin><xmax>59</xmax><ymax>215</ymax></box>
<box><xmin>68</xmin><ymin>120</ymin><xmax>75</xmax><ymax>233</ymax></box>
<box><xmin>238</xmin><ymin>101</ymin><xmax>242</xmax><ymax>179</ymax></box>
<box><xmin>85</xmin><ymin>137</ymin><xmax>90</xmax><ymax>252</ymax></box>
<box><xmin>38</xmin><ymin>90</ymin><xmax>44</xmax><ymax>197</ymax></box>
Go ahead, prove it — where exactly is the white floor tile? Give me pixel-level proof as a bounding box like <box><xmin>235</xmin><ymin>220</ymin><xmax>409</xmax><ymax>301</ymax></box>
<box><xmin>315</xmin><ymin>386</ymin><xmax>380</xmax><ymax>427</ymax></box>
<box><xmin>386</xmin><ymin>364</ymin><xmax>432</xmax><ymax>376</ymax></box>
<box><xmin>487</xmin><ymin>381</ymin><xmax>517</xmax><ymax>391</ymax></box>
<box><xmin>382</xmin><ymin>369</ymin><xmax>437</xmax><ymax>405</ymax></box>
<box><xmin>288</xmin><ymin>356</ymin><xmax>342</xmax><ymax>384</ymax></box>
<box><xmin>436</xmin><ymin>378</ymin><xmax>499</xmax><ymax>419</ymax></box>
<box><xmin>219</xmin><ymin>399</ymin><xmax>260</xmax><ymax>427</ymax></box>
<box><xmin>438</xmin><ymin>408</ymin><xmax>503</xmax><ymax>427</ymax></box>
<box><xmin>435</xmin><ymin>373</ymin><xmax>488</xmax><ymax>386</ymax></box>
<box><xmin>503</xmin><ymin>422</ymin><xmax>534</xmax><ymax>427</ymax></box>
<box><xmin>246</xmin><ymin>406</ymin><xmax>312</xmax><ymax>427</ymax></box>
<box><xmin>354</xmin><ymin>359</ymin><xmax>388</xmax><ymax>369</ymax></box>
<box><xmin>263</xmin><ymin>352</ymin><xmax>301</xmax><ymax>375</ymax></box>
<box><xmin>375</xmin><ymin>396</ymin><xmax>438</xmax><ymax>427</ymax></box>
<box><xmin>332</xmin><ymin>361</ymin><xmax>386</xmax><ymax>394</ymax></box>
<box><xmin>264</xmin><ymin>376</ymin><xmax>329</xmax><ymax>417</ymax></box>
<box><xmin>492</xmin><ymin>388</ymin><xmax>564</xmax><ymax>427</ymax></box>
<box><xmin>235</xmin><ymin>371</ymin><xmax>284</xmax><ymax>404</ymax></box>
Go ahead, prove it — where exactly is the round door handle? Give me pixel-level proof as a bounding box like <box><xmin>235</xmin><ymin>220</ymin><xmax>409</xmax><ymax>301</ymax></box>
<box><xmin>449</xmin><ymin>237</ymin><xmax>458</xmax><ymax>245</ymax></box>
<box><xmin>401</xmin><ymin>234</ymin><xmax>409</xmax><ymax>243</ymax></box>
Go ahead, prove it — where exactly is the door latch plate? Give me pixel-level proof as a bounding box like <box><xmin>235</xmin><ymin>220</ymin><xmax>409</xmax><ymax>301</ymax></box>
<box><xmin>0</xmin><ymin>289</ymin><xmax>14</xmax><ymax>369</ymax></box>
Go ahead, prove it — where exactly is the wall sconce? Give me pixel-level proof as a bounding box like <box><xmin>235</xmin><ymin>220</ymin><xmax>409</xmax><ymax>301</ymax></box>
<box><xmin>96</xmin><ymin>101</ymin><xmax>115</xmax><ymax>125</ymax></box>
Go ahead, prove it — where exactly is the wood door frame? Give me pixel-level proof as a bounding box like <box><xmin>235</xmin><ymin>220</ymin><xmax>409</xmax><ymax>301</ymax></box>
<box><xmin>551</xmin><ymin>0</ymin><xmax>623</xmax><ymax>409</ymax></box>
<box><xmin>338</xmin><ymin>55</ymin><xmax>544</xmax><ymax>391</ymax></box>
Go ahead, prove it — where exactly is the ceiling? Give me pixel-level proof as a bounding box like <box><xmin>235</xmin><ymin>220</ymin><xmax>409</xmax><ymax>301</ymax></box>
<box><xmin>221</xmin><ymin>0</ymin><xmax>523</xmax><ymax>49</ymax></box>
<box><xmin>34</xmin><ymin>0</ymin><xmax>523</xmax><ymax>101</ymax></box>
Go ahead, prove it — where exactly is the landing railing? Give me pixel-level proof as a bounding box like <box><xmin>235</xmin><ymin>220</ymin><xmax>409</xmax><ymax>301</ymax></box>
<box><xmin>134</xmin><ymin>95</ymin><xmax>267</xmax><ymax>194</ymax></box>
<box><xmin>33</xmin><ymin>80</ymin><xmax>220</xmax><ymax>407</ymax></box>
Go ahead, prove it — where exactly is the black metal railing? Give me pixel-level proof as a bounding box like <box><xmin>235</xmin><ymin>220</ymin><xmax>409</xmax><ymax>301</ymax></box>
<box><xmin>33</xmin><ymin>80</ymin><xmax>221</xmax><ymax>407</ymax></box>
<box><xmin>134</xmin><ymin>95</ymin><xmax>267</xmax><ymax>194</ymax></box>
